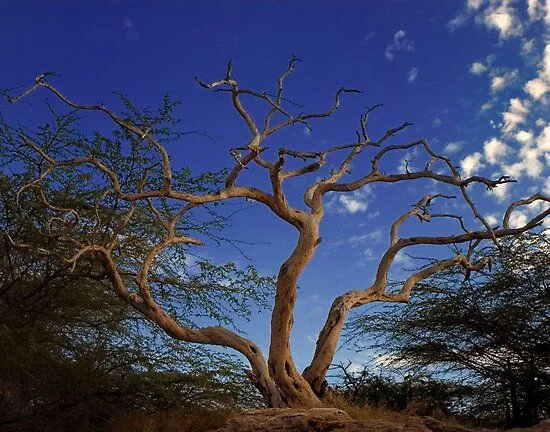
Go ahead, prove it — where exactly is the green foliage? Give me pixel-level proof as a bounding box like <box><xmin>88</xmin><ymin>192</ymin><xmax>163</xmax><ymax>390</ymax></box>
<box><xmin>0</xmin><ymin>93</ymin><xmax>269</xmax><ymax>430</ymax></box>
<box><xmin>347</xmin><ymin>232</ymin><xmax>550</xmax><ymax>427</ymax></box>
<box><xmin>331</xmin><ymin>364</ymin><xmax>463</xmax><ymax>416</ymax></box>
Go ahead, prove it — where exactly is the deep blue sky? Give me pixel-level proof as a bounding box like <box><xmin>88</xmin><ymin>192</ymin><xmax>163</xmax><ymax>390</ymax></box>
<box><xmin>2</xmin><ymin>0</ymin><xmax>549</xmax><ymax>371</ymax></box>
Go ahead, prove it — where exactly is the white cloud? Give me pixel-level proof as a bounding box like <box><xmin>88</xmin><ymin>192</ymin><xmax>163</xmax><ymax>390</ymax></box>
<box><xmin>491</xmin><ymin>182</ymin><xmax>511</xmax><ymax>201</ymax></box>
<box><xmin>491</xmin><ymin>69</ymin><xmax>518</xmax><ymax>92</ymax></box>
<box><xmin>525</xmin><ymin>77</ymin><xmax>549</xmax><ymax>100</ymax></box>
<box><xmin>394</xmin><ymin>251</ymin><xmax>413</xmax><ymax>267</ymax></box>
<box><xmin>454</xmin><ymin>1</ymin><xmax>549</xmax><ymax>194</ymax></box>
<box><xmin>502</xmin><ymin>98</ymin><xmax>530</xmax><ymax>134</ymax></box>
<box><xmin>491</xmin><ymin>76</ymin><xmax>507</xmax><ymax>91</ymax></box>
<box><xmin>470</xmin><ymin>62</ymin><xmax>488</xmax><ymax>75</ymax></box>
<box><xmin>521</xmin><ymin>38</ymin><xmax>536</xmax><ymax>55</ymax></box>
<box><xmin>327</xmin><ymin>187</ymin><xmax>373</xmax><ymax>215</ymax></box>
<box><xmin>542</xmin><ymin>44</ymin><xmax>550</xmax><ymax>82</ymax></box>
<box><xmin>481</xmin><ymin>1</ymin><xmax>523</xmax><ymax>39</ymax></box>
<box><xmin>448</xmin><ymin>11</ymin><xmax>470</xmax><ymax>31</ymax></box>
<box><xmin>536</xmin><ymin>126</ymin><xmax>550</xmax><ymax>152</ymax></box>
<box><xmin>460</xmin><ymin>152</ymin><xmax>484</xmax><ymax>177</ymax></box>
<box><xmin>444</xmin><ymin>141</ymin><xmax>463</xmax><ymax>154</ymax></box>
<box><xmin>467</xmin><ymin>0</ymin><xmax>484</xmax><ymax>9</ymax></box>
<box><xmin>347</xmin><ymin>229</ymin><xmax>384</xmax><ymax>246</ymax></box>
<box><xmin>515</xmin><ymin>130</ymin><xmax>534</xmax><ymax>144</ymax></box>
<box><xmin>520</xmin><ymin>146</ymin><xmax>544</xmax><ymax>177</ymax></box>
<box><xmin>385</xmin><ymin>30</ymin><xmax>414</xmax><ymax>61</ymax></box>
<box><xmin>527</xmin><ymin>0</ymin><xmax>546</xmax><ymax>21</ymax></box>
<box><xmin>433</xmin><ymin>117</ymin><xmax>442</xmax><ymax>127</ymax></box>
<box><xmin>481</xmin><ymin>101</ymin><xmax>493</xmax><ymax>111</ymax></box>
<box><xmin>339</xmin><ymin>195</ymin><xmax>367</xmax><ymax>213</ymax></box>
<box><xmin>508</xmin><ymin>210</ymin><xmax>528</xmax><ymax>228</ymax></box>
<box><xmin>407</xmin><ymin>67</ymin><xmax>419</xmax><ymax>82</ymax></box>
<box><xmin>486</xmin><ymin>214</ymin><xmax>499</xmax><ymax>226</ymax></box>
<box><xmin>484</xmin><ymin>137</ymin><xmax>509</xmax><ymax>164</ymax></box>
<box><xmin>397</xmin><ymin>147</ymin><xmax>419</xmax><ymax>173</ymax></box>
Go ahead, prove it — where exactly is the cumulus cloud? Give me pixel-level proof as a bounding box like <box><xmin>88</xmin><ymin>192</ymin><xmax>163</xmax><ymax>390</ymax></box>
<box><xmin>508</xmin><ymin>210</ymin><xmax>528</xmax><ymax>228</ymax></box>
<box><xmin>433</xmin><ymin>117</ymin><xmax>442</xmax><ymax>127</ymax></box>
<box><xmin>515</xmin><ymin>130</ymin><xmax>534</xmax><ymax>144</ymax></box>
<box><xmin>407</xmin><ymin>67</ymin><xmax>419</xmax><ymax>82</ymax></box>
<box><xmin>485</xmin><ymin>214</ymin><xmax>499</xmax><ymax>225</ymax></box>
<box><xmin>491</xmin><ymin>69</ymin><xmax>518</xmax><ymax>92</ymax></box>
<box><xmin>339</xmin><ymin>195</ymin><xmax>367</xmax><ymax>213</ymax></box>
<box><xmin>502</xmin><ymin>98</ymin><xmax>530</xmax><ymax>134</ymax></box>
<box><xmin>467</xmin><ymin>0</ymin><xmax>485</xmax><ymax>9</ymax></box>
<box><xmin>491</xmin><ymin>182</ymin><xmax>511</xmax><ymax>201</ymax></box>
<box><xmin>385</xmin><ymin>30</ymin><xmax>414</xmax><ymax>61</ymax></box>
<box><xmin>491</xmin><ymin>76</ymin><xmax>507</xmax><ymax>91</ymax></box>
<box><xmin>484</xmin><ymin>137</ymin><xmax>510</xmax><ymax>164</ymax></box>
<box><xmin>460</xmin><ymin>152</ymin><xmax>484</xmax><ymax>177</ymax></box>
<box><xmin>542</xmin><ymin>44</ymin><xmax>550</xmax><ymax>82</ymax></box>
<box><xmin>537</xmin><ymin>126</ymin><xmax>550</xmax><ymax>152</ymax></box>
<box><xmin>527</xmin><ymin>0</ymin><xmax>546</xmax><ymax>21</ymax></box>
<box><xmin>444</xmin><ymin>141</ymin><xmax>463</xmax><ymax>154</ymax></box>
<box><xmin>455</xmin><ymin>0</ymin><xmax>549</xmax><ymax>189</ymax></box>
<box><xmin>480</xmin><ymin>1</ymin><xmax>523</xmax><ymax>39</ymax></box>
<box><xmin>327</xmin><ymin>187</ymin><xmax>373</xmax><ymax>215</ymax></box>
<box><xmin>525</xmin><ymin>77</ymin><xmax>549</xmax><ymax>100</ymax></box>
<box><xmin>470</xmin><ymin>61</ymin><xmax>488</xmax><ymax>75</ymax></box>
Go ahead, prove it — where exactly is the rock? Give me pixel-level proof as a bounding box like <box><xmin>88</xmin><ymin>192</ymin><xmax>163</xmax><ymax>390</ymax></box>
<box><xmin>210</xmin><ymin>408</ymin><xmax>550</xmax><ymax>432</ymax></box>
<box><xmin>211</xmin><ymin>408</ymin><xmax>437</xmax><ymax>432</ymax></box>
<box><xmin>508</xmin><ymin>419</ymin><xmax>550</xmax><ymax>432</ymax></box>
<box><xmin>210</xmin><ymin>408</ymin><xmax>354</xmax><ymax>432</ymax></box>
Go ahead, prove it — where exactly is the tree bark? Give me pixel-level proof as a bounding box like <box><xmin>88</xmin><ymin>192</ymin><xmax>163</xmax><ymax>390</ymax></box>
<box><xmin>267</xmin><ymin>222</ymin><xmax>324</xmax><ymax>407</ymax></box>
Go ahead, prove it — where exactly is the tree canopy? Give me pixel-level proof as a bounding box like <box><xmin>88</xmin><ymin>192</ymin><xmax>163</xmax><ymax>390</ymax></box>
<box><xmin>1</xmin><ymin>61</ymin><xmax>548</xmax><ymax>408</ymax></box>
<box><xmin>348</xmin><ymin>232</ymin><xmax>550</xmax><ymax>427</ymax></box>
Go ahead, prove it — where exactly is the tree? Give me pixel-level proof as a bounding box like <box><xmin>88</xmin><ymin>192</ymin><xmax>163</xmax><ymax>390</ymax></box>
<box><xmin>0</xmin><ymin>143</ymin><xmax>263</xmax><ymax>430</ymax></box>
<box><xmin>347</xmin><ymin>232</ymin><xmax>550</xmax><ymax>427</ymax></box>
<box><xmin>330</xmin><ymin>361</ymin><xmax>464</xmax><ymax>416</ymax></box>
<box><xmin>2</xmin><ymin>60</ymin><xmax>549</xmax><ymax>408</ymax></box>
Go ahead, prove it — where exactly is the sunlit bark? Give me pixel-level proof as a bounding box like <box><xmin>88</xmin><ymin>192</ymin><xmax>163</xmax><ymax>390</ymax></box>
<box><xmin>4</xmin><ymin>62</ymin><xmax>549</xmax><ymax>407</ymax></box>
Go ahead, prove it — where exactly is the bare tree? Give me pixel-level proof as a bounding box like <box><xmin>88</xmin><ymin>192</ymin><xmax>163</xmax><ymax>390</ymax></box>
<box><xmin>3</xmin><ymin>60</ymin><xmax>549</xmax><ymax>408</ymax></box>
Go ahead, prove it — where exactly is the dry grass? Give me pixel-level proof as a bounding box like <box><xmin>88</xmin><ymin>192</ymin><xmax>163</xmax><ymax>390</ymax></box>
<box><xmin>103</xmin><ymin>408</ymin><xmax>238</xmax><ymax>432</ymax></box>
<box><xmin>323</xmin><ymin>393</ymin><xmax>410</xmax><ymax>423</ymax></box>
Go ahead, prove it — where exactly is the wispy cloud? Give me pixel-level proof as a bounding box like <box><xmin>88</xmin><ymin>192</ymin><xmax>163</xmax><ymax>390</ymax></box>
<box><xmin>407</xmin><ymin>67</ymin><xmax>419</xmax><ymax>83</ymax></box>
<box><xmin>385</xmin><ymin>30</ymin><xmax>414</xmax><ymax>61</ymax></box>
<box><xmin>362</xmin><ymin>32</ymin><xmax>375</xmax><ymax>45</ymax></box>
<box><xmin>443</xmin><ymin>141</ymin><xmax>463</xmax><ymax>154</ymax></box>
<box><xmin>123</xmin><ymin>15</ymin><xmax>139</xmax><ymax>40</ymax></box>
<box><xmin>490</xmin><ymin>69</ymin><xmax>519</xmax><ymax>92</ymax></box>
<box><xmin>326</xmin><ymin>187</ymin><xmax>374</xmax><ymax>215</ymax></box>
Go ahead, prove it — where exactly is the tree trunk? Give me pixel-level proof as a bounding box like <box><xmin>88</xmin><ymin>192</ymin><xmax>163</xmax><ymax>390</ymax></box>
<box><xmin>267</xmin><ymin>223</ymin><xmax>324</xmax><ymax>408</ymax></box>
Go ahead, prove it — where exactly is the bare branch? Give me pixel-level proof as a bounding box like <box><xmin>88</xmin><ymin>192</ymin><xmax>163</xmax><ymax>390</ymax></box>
<box><xmin>265</xmin><ymin>87</ymin><xmax>362</xmax><ymax>136</ymax></box>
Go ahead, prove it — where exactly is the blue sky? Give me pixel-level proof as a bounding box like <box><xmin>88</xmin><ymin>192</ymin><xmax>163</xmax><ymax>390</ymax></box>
<box><xmin>2</xmin><ymin>0</ymin><xmax>549</xmax><ymax>372</ymax></box>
